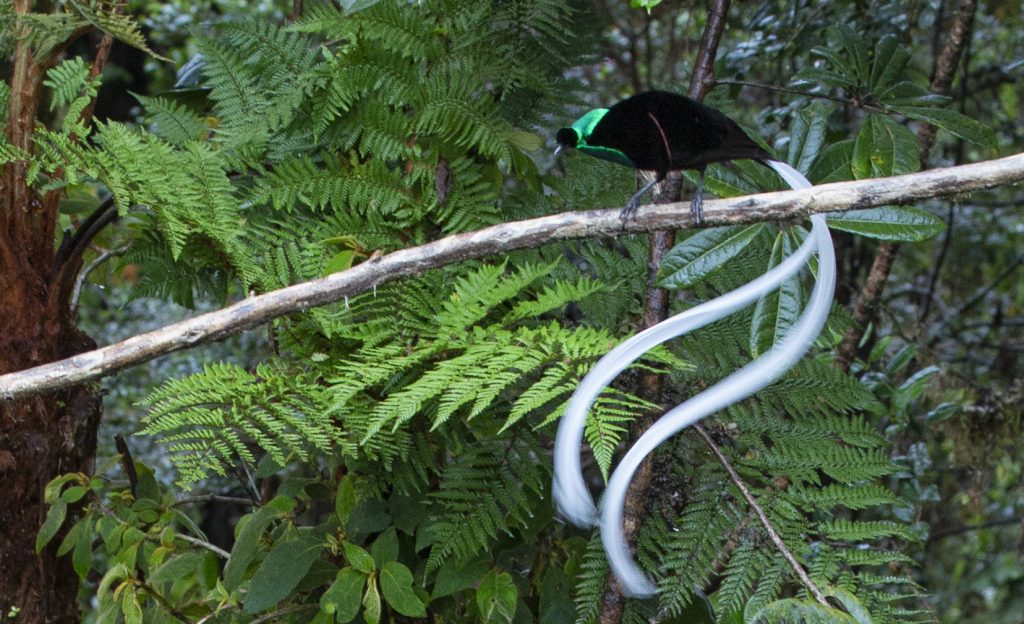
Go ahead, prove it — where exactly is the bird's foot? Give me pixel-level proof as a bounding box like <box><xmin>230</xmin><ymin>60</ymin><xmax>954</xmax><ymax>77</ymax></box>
<box><xmin>619</xmin><ymin>197</ymin><xmax>641</xmax><ymax>224</ymax></box>
<box><xmin>690</xmin><ymin>193</ymin><xmax>704</xmax><ymax>225</ymax></box>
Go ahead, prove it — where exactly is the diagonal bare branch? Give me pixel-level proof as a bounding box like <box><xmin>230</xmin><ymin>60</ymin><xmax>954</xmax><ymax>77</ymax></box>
<box><xmin>0</xmin><ymin>152</ymin><xmax>1022</xmax><ymax>401</ymax></box>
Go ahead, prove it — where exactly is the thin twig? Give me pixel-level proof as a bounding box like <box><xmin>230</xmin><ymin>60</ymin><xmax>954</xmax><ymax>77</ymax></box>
<box><xmin>1</xmin><ymin>152</ymin><xmax>1024</xmax><ymax>400</ymax></box>
<box><xmin>714</xmin><ymin>79</ymin><xmax>864</xmax><ymax>107</ymax></box>
<box><xmin>135</xmin><ymin>579</ymin><xmax>192</xmax><ymax>624</ymax></box>
<box><xmin>926</xmin><ymin>518</ymin><xmax>1022</xmax><ymax>543</ymax></box>
<box><xmin>693</xmin><ymin>424</ymin><xmax>829</xmax><ymax>606</ymax></box>
<box><xmin>175</xmin><ymin>533</ymin><xmax>230</xmax><ymax>560</ymax></box>
<box><xmin>919</xmin><ymin>203</ymin><xmax>956</xmax><ymax>322</ymax></box>
<box><xmin>71</xmin><ymin>243</ymin><xmax>130</xmax><ymax>313</ymax></box>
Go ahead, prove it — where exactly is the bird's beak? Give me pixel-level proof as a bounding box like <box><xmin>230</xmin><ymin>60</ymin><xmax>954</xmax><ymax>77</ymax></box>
<box><xmin>554</xmin><ymin>145</ymin><xmax>563</xmax><ymax>157</ymax></box>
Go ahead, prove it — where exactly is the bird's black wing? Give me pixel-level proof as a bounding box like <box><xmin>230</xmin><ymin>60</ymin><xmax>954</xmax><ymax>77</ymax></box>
<box><xmin>585</xmin><ymin>94</ymin><xmax>676</xmax><ymax>173</ymax></box>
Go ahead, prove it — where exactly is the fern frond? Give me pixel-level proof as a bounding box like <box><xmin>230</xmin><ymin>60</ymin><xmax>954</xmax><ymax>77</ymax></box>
<box><xmin>139</xmin><ymin>362</ymin><xmax>335</xmax><ymax>487</ymax></box>
<box><xmin>423</xmin><ymin>439</ymin><xmax>545</xmax><ymax>571</ymax></box>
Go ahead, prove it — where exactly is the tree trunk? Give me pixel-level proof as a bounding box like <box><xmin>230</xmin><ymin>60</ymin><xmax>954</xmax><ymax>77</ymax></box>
<box><xmin>1</xmin><ymin>5</ymin><xmax>103</xmax><ymax>616</ymax></box>
<box><xmin>0</xmin><ymin>233</ymin><xmax>102</xmax><ymax>623</ymax></box>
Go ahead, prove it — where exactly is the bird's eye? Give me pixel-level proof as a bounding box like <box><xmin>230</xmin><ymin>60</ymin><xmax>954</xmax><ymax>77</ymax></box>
<box><xmin>555</xmin><ymin>128</ymin><xmax>579</xmax><ymax>148</ymax></box>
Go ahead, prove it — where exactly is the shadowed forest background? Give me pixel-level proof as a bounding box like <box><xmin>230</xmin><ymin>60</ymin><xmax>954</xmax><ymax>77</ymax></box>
<box><xmin>1</xmin><ymin>1</ymin><xmax>1023</xmax><ymax>623</ymax></box>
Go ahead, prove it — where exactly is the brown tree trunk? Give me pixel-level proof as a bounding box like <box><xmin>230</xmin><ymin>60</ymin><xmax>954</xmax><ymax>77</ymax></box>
<box><xmin>0</xmin><ymin>3</ymin><xmax>104</xmax><ymax>621</ymax></box>
<box><xmin>0</xmin><ymin>163</ymin><xmax>103</xmax><ymax>624</ymax></box>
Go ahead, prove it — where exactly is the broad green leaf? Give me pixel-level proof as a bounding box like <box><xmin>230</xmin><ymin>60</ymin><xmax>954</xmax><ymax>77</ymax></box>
<box><xmin>433</xmin><ymin>556</ymin><xmax>491</xmax><ymax>598</ymax></box>
<box><xmin>363</xmin><ymin>578</ymin><xmax>382</xmax><ymax>624</ymax></box>
<box><xmin>787</xmin><ymin>105</ymin><xmax>829</xmax><ymax>174</ymax></box>
<box><xmin>324</xmin><ymin>249</ymin><xmax>356</xmax><ymax>275</ymax></box>
<box><xmin>380</xmin><ymin>561</ymin><xmax>426</xmax><ymax>617</ymax></box>
<box><xmin>121</xmin><ymin>590</ymin><xmax>142</xmax><ymax>624</ymax></box>
<box><xmin>223</xmin><ymin>505</ymin><xmax>278</xmax><ymax>591</ymax></box>
<box><xmin>888</xmin><ymin>105</ymin><xmax>996</xmax><ymax>147</ymax></box>
<box><xmin>243</xmin><ymin>535</ymin><xmax>324</xmax><ymax>614</ymax></box>
<box><xmin>150</xmin><ymin>552</ymin><xmax>203</xmax><ymax>583</ymax></box>
<box><xmin>477</xmin><ymin>569</ymin><xmax>517</xmax><ymax>624</ymax></box>
<box><xmin>825</xmin><ymin>587</ymin><xmax>874</xmax><ymax>624</ymax></box>
<box><xmin>827</xmin><ymin>206</ymin><xmax>945</xmax><ymax>242</ymax></box>
<box><xmin>807</xmin><ymin>49</ymin><xmax>858</xmax><ymax>87</ymax></box>
<box><xmin>852</xmin><ymin>115</ymin><xmax>919</xmax><ymax>179</ymax></box>
<box><xmin>538</xmin><ymin>566</ymin><xmax>574</xmax><ymax>624</ymax></box>
<box><xmin>335</xmin><ymin>475</ymin><xmax>357</xmax><ymax>524</ymax></box>
<box><xmin>807</xmin><ymin>139</ymin><xmax>854</xmax><ymax>183</ymax></box>
<box><xmin>894</xmin><ymin>365</ymin><xmax>940</xmax><ymax>415</ymax></box>
<box><xmin>836</xmin><ymin>26</ymin><xmax>870</xmax><ymax>84</ymax></box>
<box><xmin>320</xmin><ymin>568</ymin><xmax>367</xmax><ymax>623</ymax></box>
<box><xmin>750</xmin><ymin>231</ymin><xmax>804</xmax><ymax>356</ymax></box>
<box><xmin>747</xmin><ymin>597</ymin><xmax>858</xmax><ymax>624</ymax></box>
<box><xmin>60</xmin><ymin>483</ymin><xmax>88</xmax><ymax>504</ymax></box>
<box><xmin>868</xmin><ymin>35</ymin><xmax>910</xmax><ymax>92</ymax></box>
<box><xmin>57</xmin><ymin>518</ymin><xmax>82</xmax><ymax>557</ymax></box>
<box><xmin>36</xmin><ymin>501</ymin><xmax>67</xmax><ymax>553</ymax></box>
<box><xmin>370</xmin><ymin>527</ymin><xmax>399</xmax><ymax>568</ymax></box>
<box><xmin>658</xmin><ymin>224</ymin><xmax>763</xmax><ymax>289</ymax></box>
<box><xmin>343</xmin><ymin>541</ymin><xmax>376</xmax><ymax>574</ymax></box>
<box><xmin>44</xmin><ymin>474</ymin><xmax>80</xmax><ymax>503</ymax></box>
<box><xmin>72</xmin><ymin>514</ymin><xmax>94</xmax><ymax>579</ymax></box>
<box><xmin>926</xmin><ymin>402</ymin><xmax>960</xmax><ymax>424</ymax></box>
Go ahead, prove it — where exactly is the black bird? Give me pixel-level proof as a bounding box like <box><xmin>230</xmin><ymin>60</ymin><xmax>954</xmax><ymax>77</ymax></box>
<box><xmin>555</xmin><ymin>90</ymin><xmax>772</xmax><ymax>223</ymax></box>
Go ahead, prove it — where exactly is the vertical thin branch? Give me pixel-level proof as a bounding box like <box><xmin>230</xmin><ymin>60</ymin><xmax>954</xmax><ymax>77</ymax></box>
<box><xmin>598</xmin><ymin>3</ymin><xmax>731</xmax><ymax>622</ymax></box>
<box><xmin>692</xmin><ymin>424</ymin><xmax>829</xmax><ymax>606</ymax></box>
<box><xmin>836</xmin><ymin>0</ymin><xmax>978</xmax><ymax>370</ymax></box>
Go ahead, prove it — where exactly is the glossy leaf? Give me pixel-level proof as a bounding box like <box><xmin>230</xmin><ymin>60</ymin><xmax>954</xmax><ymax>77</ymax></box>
<box><xmin>343</xmin><ymin>541</ymin><xmax>376</xmax><ymax>574</ymax></box>
<box><xmin>223</xmin><ymin>505</ymin><xmax>278</xmax><ymax>591</ymax></box>
<box><xmin>363</xmin><ymin>578</ymin><xmax>382</xmax><ymax>624</ymax></box>
<box><xmin>335</xmin><ymin>475</ymin><xmax>357</xmax><ymax>524</ymax></box>
<box><xmin>658</xmin><ymin>224</ymin><xmax>764</xmax><ymax>289</ymax></box>
<box><xmin>320</xmin><ymin>567</ymin><xmax>367</xmax><ymax>623</ymax></box>
<box><xmin>851</xmin><ymin>115</ymin><xmax>919</xmax><ymax>179</ymax></box>
<box><xmin>807</xmin><ymin>139</ymin><xmax>854</xmax><ymax>183</ymax></box>
<box><xmin>477</xmin><ymin>569</ymin><xmax>517</xmax><ymax>624</ymax></box>
<box><xmin>370</xmin><ymin>527</ymin><xmax>399</xmax><ymax>568</ymax></box>
<box><xmin>750</xmin><ymin>230</ymin><xmax>804</xmax><ymax>357</ymax></box>
<box><xmin>36</xmin><ymin>501</ymin><xmax>67</xmax><ymax>553</ymax></box>
<box><xmin>868</xmin><ymin>35</ymin><xmax>910</xmax><ymax>92</ymax></box>
<box><xmin>787</xmin><ymin>105</ymin><xmax>829</xmax><ymax>174</ymax></box>
<box><xmin>433</xmin><ymin>556</ymin><xmax>491</xmax><ymax>599</ymax></box>
<box><xmin>888</xmin><ymin>105</ymin><xmax>997</xmax><ymax>147</ymax></box>
<box><xmin>243</xmin><ymin>535</ymin><xmax>324</xmax><ymax>614</ymax></box>
<box><xmin>380</xmin><ymin>561</ymin><xmax>426</xmax><ymax>617</ymax></box>
<box><xmin>827</xmin><ymin>206</ymin><xmax>945</xmax><ymax>242</ymax></box>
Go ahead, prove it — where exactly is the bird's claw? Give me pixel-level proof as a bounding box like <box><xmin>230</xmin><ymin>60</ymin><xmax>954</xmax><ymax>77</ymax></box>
<box><xmin>690</xmin><ymin>193</ymin><xmax>704</xmax><ymax>226</ymax></box>
<box><xmin>620</xmin><ymin>198</ymin><xmax>640</xmax><ymax>225</ymax></box>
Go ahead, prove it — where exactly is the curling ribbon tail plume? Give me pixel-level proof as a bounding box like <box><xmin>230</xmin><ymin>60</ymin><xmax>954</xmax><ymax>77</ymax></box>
<box><xmin>551</xmin><ymin>160</ymin><xmax>836</xmax><ymax>597</ymax></box>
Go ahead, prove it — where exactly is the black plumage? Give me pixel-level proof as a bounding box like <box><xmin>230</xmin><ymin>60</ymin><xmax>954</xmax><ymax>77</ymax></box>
<box><xmin>556</xmin><ymin>90</ymin><xmax>772</xmax><ymax>222</ymax></box>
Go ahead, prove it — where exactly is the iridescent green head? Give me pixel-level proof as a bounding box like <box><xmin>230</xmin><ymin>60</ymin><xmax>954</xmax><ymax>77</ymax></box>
<box><xmin>555</xmin><ymin>108</ymin><xmax>634</xmax><ymax>168</ymax></box>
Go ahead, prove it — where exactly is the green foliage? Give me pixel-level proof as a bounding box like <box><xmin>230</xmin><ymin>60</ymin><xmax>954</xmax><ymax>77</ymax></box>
<box><xmin>139</xmin><ymin>362</ymin><xmax>335</xmax><ymax>487</ymax></box>
<box><xmin>29</xmin><ymin>1</ymin><xmax>1015</xmax><ymax>623</ymax></box>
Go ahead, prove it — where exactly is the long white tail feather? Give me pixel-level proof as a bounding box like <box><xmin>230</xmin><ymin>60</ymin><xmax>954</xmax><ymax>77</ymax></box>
<box><xmin>551</xmin><ymin>159</ymin><xmax>836</xmax><ymax>597</ymax></box>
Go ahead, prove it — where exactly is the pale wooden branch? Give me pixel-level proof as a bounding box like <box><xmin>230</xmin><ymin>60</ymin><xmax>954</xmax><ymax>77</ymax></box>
<box><xmin>0</xmin><ymin>152</ymin><xmax>1022</xmax><ymax>401</ymax></box>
